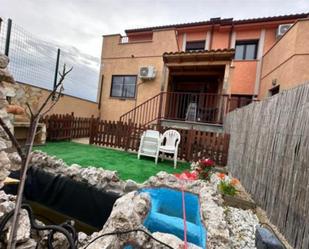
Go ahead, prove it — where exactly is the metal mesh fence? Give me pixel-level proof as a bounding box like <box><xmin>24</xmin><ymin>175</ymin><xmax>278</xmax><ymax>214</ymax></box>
<box><xmin>0</xmin><ymin>18</ymin><xmax>99</xmax><ymax>101</ymax></box>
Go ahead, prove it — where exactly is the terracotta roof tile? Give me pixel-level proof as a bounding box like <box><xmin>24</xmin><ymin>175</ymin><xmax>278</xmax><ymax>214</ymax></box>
<box><xmin>163</xmin><ymin>48</ymin><xmax>235</xmax><ymax>56</ymax></box>
<box><xmin>125</xmin><ymin>13</ymin><xmax>309</xmax><ymax>33</ymax></box>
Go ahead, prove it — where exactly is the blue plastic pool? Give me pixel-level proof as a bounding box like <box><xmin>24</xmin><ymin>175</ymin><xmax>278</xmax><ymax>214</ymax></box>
<box><xmin>138</xmin><ymin>187</ymin><xmax>207</xmax><ymax>248</ymax></box>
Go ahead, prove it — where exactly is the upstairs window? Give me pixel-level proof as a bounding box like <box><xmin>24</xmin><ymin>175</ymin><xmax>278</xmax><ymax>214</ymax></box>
<box><xmin>185</xmin><ymin>41</ymin><xmax>205</xmax><ymax>51</ymax></box>
<box><xmin>235</xmin><ymin>40</ymin><xmax>258</xmax><ymax>60</ymax></box>
<box><xmin>110</xmin><ymin>75</ymin><xmax>137</xmax><ymax>98</ymax></box>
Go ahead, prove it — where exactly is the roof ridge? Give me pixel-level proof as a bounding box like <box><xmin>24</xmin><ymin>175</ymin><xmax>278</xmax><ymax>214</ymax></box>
<box><xmin>125</xmin><ymin>12</ymin><xmax>309</xmax><ymax>33</ymax></box>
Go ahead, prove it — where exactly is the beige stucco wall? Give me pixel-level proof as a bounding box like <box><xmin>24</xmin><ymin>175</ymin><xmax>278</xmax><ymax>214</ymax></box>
<box><xmin>99</xmin><ymin>29</ymin><xmax>178</xmax><ymax>121</ymax></box>
<box><xmin>259</xmin><ymin>19</ymin><xmax>309</xmax><ymax>99</ymax></box>
<box><xmin>12</xmin><ymin>82</ymin><xmax>99</xmax><ymax>119</ymax></box>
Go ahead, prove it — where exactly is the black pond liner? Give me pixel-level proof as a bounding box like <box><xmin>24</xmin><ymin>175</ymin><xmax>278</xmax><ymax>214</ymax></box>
<box><xmin>4</xmin><ymin>167</ymin><xmax>120</xmax><ymax>232</ymax></box>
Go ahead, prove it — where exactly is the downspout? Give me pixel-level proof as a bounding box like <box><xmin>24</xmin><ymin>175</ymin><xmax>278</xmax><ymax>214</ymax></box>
<box><xmin>175</xmin><ymin>30</ymin><xmax>180</xmax><ymax>51</ymax></box>
<box><xmin>98</xmin><ymin>75</ymin><xmax>104</xmax><ymax>110</ymax></box>
<box><xmin>254</xmin><ymin>29</ymin><xmax>266</xmax><ymax>99</ymax></box>
<box><xmin>209</xmin><ymin>24</ymin><xmax>214</xmax><ymax>50</ymax></box>
<box><xmin>228</xmin><ymin>24</ymin><xmax>234</xmax><ymax>48</ymax></box>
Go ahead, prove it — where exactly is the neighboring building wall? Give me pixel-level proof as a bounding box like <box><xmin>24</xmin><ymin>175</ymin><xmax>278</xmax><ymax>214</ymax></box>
<box><xmin>99</xmin><ymin>30</ymin><xmax>178</xmax><ymax>121</ymax></box>
<box><xmin>259</xmin><ymin>19</ymin><xmax>309</xmax><ymax>99</ymax></box>
<box><xmin>12</xmin><ymin>82</ymin><xmax>99</xmax><ymax>120</ymax></box>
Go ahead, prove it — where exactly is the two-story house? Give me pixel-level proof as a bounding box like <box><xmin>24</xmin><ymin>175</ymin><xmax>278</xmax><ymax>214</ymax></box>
<box><xmin>97</xmin><ymin>13</ymin><xmax>309</xmax><ymax>130</ymax></box>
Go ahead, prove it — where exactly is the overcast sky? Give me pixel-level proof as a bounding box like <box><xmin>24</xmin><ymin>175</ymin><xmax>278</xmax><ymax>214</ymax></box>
<box><xmin>0</xmin><ymin>0</ymin><xmax>308</xmax><ymax>100</ymax></box>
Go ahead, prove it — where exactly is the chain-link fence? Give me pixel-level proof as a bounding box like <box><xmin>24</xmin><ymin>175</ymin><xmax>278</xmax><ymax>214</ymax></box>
<box><xmin>0</xmin><ymin>17</ymin><xmax>99</xmax><ymax>102</ymax></box>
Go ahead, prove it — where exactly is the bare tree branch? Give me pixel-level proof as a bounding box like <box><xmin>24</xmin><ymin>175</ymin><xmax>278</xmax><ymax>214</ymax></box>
<box><xmin>41</xmin><ymin>85</ymin><xmax>64</xmax><ymax>116</ymax></box>
<box><xmin>6</xmin><ymin>64</ymin><xmax>73</xmax><ymax>249</ymax></box>
<box><xmin>26</xmin><ymin>102</ymin><xmax>34</xmax><ymax>119</ymax></box>
<box><xmin>33</xmin><ymin>64</ymin><xmax>72</xmax><ymax>120</ymax></box>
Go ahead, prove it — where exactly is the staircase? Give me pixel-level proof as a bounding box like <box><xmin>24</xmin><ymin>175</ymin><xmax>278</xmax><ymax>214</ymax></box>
<box><xmin>120</xmin><ymin>92</ymin><xmax>164</xmax><ymax>125</ymax></box>
<box><xmin>120</xmin><ymin>92</ymin><xmax>253</xmax><ymax>127</ymax></box>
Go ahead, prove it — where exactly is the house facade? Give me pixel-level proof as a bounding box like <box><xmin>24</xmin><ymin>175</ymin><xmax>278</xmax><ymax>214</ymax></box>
<box><xmin>98</xmin><ymin>13</ymin><xmax>309</xmax><ymax>128</ymax></box>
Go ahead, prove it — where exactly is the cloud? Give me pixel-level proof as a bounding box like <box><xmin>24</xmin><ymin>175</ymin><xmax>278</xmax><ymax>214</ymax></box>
<box><xmin>2</xmin><ymin>25</ymin><xmax>99</xmax><ymax>101</ymax></box>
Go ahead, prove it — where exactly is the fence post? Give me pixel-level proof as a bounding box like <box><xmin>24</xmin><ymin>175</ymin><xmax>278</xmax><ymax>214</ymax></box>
<box><xmin>124</xmin><ymin>119</ymin><xmax>132</xmax><ymax>151</ymax></box>
<box><xmin>158</xmin><ymin>92</ymin><xmax>163</xmax><ymax>120</ymax></box>
<box><xmin>89</xmin><ymin>115</ymin><xmax>95</xmax><ymax>144</ymax></box>
<box><xmin>116</xmin><ymin>120</ymin><xmax>122</xmax><ymax>148</ymax></box>
<box><xmin>186</xmin><ymin>129</ymin><xmax>195</xmax><ymax>161</ymax></box>
<box><xmin>4</xmin><ymin>19</ymin><xmax>12</xmax><ymax>56</ymax></box>
<box><xmin>53</xmin><ymin>48</ymin><xmax>61</xmax><ymax>90</ymax></box>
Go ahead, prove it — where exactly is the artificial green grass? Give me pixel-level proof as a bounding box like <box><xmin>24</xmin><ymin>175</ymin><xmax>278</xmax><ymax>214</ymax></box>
<box><xmin>33</xmin><ymin>141</ymin><xmax>190</xmax><ymax>183</ymax></box>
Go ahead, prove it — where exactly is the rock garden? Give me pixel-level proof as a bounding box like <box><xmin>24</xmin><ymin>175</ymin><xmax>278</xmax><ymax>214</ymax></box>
<box><xmin>1</xmin><ymin>150</ymin><xmax>265</xmax><ymax>249</ymax></box>
<box><xmin>0</xmin><ymin>52</ymin><xmax>288</xmax><ymax>249</ymax></box>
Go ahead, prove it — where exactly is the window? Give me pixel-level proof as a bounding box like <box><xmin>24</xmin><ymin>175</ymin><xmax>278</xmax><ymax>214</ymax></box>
<box><xmin>185</xmin><ymin>41</ymin><xmax>205</xmax><ymax>51</ymax></box>
<box><xmin>235</xmin><ymin>40</ymin><xmax>258</xmax><ymax>60</ymax></box>
<box><xmin>110</xmin><ymin>75</ymin><xmax>137</xmax><ymax>98</ymax></box>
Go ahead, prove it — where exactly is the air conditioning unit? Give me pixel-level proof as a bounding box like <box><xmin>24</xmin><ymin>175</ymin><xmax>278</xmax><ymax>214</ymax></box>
<box><xmin>276</xmin><ymin>24</ymin><xmax>293</xmax><ymax>38</ymax></box>
<box><xmin>139</xmin><ymin>66</ymin><xmax>156</xmax><ymax>80</ymax></box>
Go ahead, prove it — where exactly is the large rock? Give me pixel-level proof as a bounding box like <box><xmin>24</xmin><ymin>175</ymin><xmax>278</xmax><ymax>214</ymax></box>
<box><xmin>124</xmin><ymin>179</ymin><xmax>139</xmax><ymax>192</ymax></box>
<box><xmin>0</xmin><ymin>54</ymin><xmax>9</xmax><ymax>69</ymax></box>
<box><xmin>0</xmin><ymin>191</ymin><xmax>15</xmax><ymax>217</ymax></box>
<box><xmin>0</xmin><ymin>151</ymin><xmax>11</xmax><ymax>188</ymax></box>
<box><xmin>7</xmin><ymin>152</ymin><xmax>21</xmax><ymax>171</ymax></box>
<box><xmin>5</xmin><ymin>209</ymin><xmax>31</xmax><ymax>244</ymax></box>
<box><xmin>16</xmin><ymin>238</ymin><xmax>37</xmax><ymax>249</ymax></box>
<box><xmin>0</xmin><ymin>68</ymin><xmax>15</xmax><ymax>84</ymax></box>
<box><xmin>86</xmin><ymin>191</ymin><xmax>150</xmax><ymax>249</ymax></box>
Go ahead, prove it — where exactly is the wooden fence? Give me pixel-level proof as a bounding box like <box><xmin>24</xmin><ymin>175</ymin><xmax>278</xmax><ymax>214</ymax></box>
<box><xmin>224</xmin><ymin>83</ymin><xmax>309</xmax><ymax>249</ymax></box>
<box><xmin>43</xmin><ymin>113</ymin><xmax>93</xmax><ymax>141</ymax></box>
<box><xmin>89</xmin><ymin>120</ymin><xmax>230</xmax><ymax>165</ymax></box>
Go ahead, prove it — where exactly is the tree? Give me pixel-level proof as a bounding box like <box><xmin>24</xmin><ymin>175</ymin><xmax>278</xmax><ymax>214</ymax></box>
<box><xmin>0</xmin><ymin>64</ymin><xmax>72</xmax><ymax>249</ymax></box>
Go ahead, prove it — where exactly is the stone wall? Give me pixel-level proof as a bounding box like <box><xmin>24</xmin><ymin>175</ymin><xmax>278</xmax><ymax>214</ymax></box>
<box><xmin>0</xmin><ymin>53</ymin><xmax>15</xmax><ymax>150</ymax></box>
<box><xmin>0</xmin><ymin>54</ymin><xmax>37</xmax><ymax>248</ymax></box>
<box><xmin>11</xmin><ymin>82</ymin><xmax>99</xmax><ymax>120</ymax></box>
<box><xmin>0</xmin><ymin>53</ymin><xmax>17</xmax><ymax>186</ymax></box>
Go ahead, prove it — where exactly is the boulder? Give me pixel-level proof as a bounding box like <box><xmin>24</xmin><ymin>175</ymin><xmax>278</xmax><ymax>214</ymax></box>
<box><xmin>124</xmin><ymin>179</ymin><xmax>139</xmax><ymax>192</ymax></box>
<box><xmin>0</xmin><ymin>54</ymin><xmax>9</xmax><ymax>69</ymax></box>
<box><xmin>16</xmin><ymin>238</ymin><xmax>37</xmax><ymax>249</ymax></box>
<box><xmin>0</xmin><ymin>151</ymin><xmax>11</xmax><ymax>188</ymax></box>
<box><xmin>6</xmin><ymin>209</ymin><xmax>31</xmax><ymax>244</ymax></box>
<box><xmin>0</xmin><ymin>68</ymin><xmax>15</xmax><ymax>84</ymax></box>
<box><xmin>86</xmin><ymin>192</ymin><xmax>150</xmax><ymax>249</ymax></box>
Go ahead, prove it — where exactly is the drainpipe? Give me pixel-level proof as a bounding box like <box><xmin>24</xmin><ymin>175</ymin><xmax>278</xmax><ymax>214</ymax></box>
<box><xmin>205</xmin><ymin>31</ymin><xmax>211</xmax><ymax>50</ymax></box>
<box><xmin>254</xmin><ymin>29</ymin><xmax>266</xmax><ymax>99</ymax></box>
<box><xmin>182</xmin><ymin>33</ymin><xmax>187</xmax><ymax>51</ymax></box>
<box><xmin>209</xmin><ymin>24</ymin><xmax>214</xmax><ymax>50</ymax></box>
<box><xmin>228</xmin><ymin>24</ymin><xmax>234</xmax><ymax>48</ymax></box>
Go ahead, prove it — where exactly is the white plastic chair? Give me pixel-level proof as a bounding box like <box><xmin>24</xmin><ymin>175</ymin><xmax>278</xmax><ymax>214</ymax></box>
<box><xmin>158</xmin><ymin>130</ymin><xmax>181</xmax><ymax>168</ymax></box>
<box><xmin>138</xmin><ymin>130</ymin><xmax>161</xmax><ymax>164</ymax></box>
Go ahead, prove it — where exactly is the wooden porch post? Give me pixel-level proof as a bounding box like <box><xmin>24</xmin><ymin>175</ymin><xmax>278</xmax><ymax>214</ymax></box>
<box><xmin>217</xmin><ymin>63</ymin><xmax>231</xmax><ymax>123</ymax></box>
<box><xmin>158</xmin><ymin>65</ymin><xmax>168</xmax><ymax>121</ymax></box>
